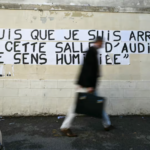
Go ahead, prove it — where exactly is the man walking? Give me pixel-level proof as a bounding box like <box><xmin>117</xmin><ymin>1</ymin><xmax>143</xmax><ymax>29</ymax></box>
<box><xmin>60</xmin><ymin>37</ymin><xmax>112</xmax><ymax>137</ymax></box>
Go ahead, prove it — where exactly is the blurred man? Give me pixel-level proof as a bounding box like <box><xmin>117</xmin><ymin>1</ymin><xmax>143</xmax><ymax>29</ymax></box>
<box><xmin>60</xmin><ymin>37</ymin><xmax>112</xmax><ymax>137</ymax></box>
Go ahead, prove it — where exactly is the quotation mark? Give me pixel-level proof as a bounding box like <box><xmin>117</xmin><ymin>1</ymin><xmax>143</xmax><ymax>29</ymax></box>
<box><xmin>123</xmin><ymin>54</ymin><xmax>129</xmax><ymax>59</ymax></box>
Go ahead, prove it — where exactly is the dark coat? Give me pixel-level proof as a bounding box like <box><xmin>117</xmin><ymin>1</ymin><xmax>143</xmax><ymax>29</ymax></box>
<box><xmin>77</xmin><ymin>46</ymin><xmax>100</xmax><ymax>89</ymax></box>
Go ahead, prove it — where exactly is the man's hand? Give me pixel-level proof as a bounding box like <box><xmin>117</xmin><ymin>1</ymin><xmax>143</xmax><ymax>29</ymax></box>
<box><xmin>87</xmin><ymin>87</ymin><xmax>94</xmax><ymax>93</ymax></box>
<box><xmin>76</xmin><ymin>85</ymin><xmax>82</xmax><ymax>90</ymax></box>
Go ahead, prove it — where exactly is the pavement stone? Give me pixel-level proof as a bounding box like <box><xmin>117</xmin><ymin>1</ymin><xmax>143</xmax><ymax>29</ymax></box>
<box><xmin>0</xmin><ymin>116</ymin><xmax>150</xmax><ymax>150</ymax></box>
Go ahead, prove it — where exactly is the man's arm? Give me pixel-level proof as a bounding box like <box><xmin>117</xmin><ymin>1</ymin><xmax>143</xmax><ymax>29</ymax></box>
<box><xmin>85</xmin><ymin>48</ymin><xmax>97</xmax><ymax>89</ymax></box>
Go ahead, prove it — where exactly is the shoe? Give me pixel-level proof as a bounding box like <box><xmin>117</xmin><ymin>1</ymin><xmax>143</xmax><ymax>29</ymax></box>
<box><xmin>104</xmin><ymin>125</ymin><xmax>115</xmax><ymax>131</ymax></box>
<box><xmin>60</xmin><ymin>128</ymin><xmax>78</xmax><ymax>137</ymax></box>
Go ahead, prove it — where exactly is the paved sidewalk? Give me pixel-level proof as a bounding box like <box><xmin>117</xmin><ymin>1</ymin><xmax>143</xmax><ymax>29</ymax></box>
<box><xmin>0</xmin><ymin>116</ymin><xmax>150</xmax><ymax>150</ymax></box>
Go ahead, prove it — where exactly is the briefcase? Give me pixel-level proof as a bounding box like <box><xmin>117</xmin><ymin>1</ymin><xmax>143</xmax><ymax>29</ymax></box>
<box><xmin>75</xmin><ymin>92</ymin><xmax>105</xmax><ymax>118</ymax></box>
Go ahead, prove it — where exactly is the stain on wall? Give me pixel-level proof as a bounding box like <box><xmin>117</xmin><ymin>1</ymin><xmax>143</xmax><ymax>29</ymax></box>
<box><xmin>40</xmin><ymin>17</ymin><xmax>47</xmax><ymax>23</ymax></box>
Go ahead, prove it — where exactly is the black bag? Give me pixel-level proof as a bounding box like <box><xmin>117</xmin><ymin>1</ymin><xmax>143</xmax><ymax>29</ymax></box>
<box><xmin>75</xmin><ymin>92</ymin><xmax>105</xmax><ymax>118</ymax></box>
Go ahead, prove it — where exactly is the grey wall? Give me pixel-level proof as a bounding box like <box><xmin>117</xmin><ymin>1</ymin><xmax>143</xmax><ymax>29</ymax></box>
<box><xmin>0</xmin><ymin>2</ymin><xmax>150</xmax><ymax>115</ymax></box>
<box><xmin>0</xmin><ymin>0</ymin><xmax>150</xmax><ymax>7</ymax></box>
<box><xmin>0</xmin><ymin>0</ymin><xmax>150</xmax><ymax>13</ymax></box>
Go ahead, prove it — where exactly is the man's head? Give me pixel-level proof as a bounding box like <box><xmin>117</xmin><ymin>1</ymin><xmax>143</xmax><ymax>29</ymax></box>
<box><xmin>94</xmin><ymin>36</ymin><xmax>103</xmax><ymax>48</ymax></box>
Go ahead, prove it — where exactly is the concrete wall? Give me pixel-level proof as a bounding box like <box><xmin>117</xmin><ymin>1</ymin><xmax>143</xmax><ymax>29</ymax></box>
<box><xmin>1</xmin><ymin>79</ymin><xmax>150</xmax><ymax>116</ymax></box>
<box><xmin>0</xmin><ymin>5</ymin><xmax>150</xmax><ymax>116</ymax></box>
<box><xmin>1</xmin><ymin>0</ymin><xmax>150</xmax><ymax>7</ymax></box>
<box><xmin>0</xmin><ymin>0</ymin><xmax>150</xmax><ymax>13</ymax></box>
